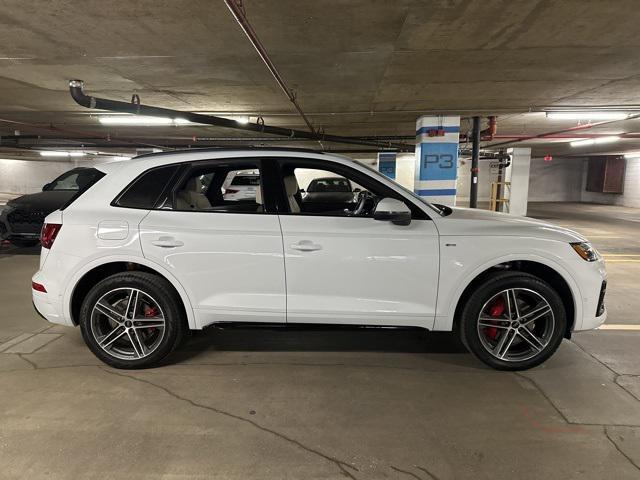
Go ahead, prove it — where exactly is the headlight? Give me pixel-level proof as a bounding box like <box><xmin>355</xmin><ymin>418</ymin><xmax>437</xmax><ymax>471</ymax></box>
<box><xmin>571</xmin><ymin>242</ymin><xmax>600</xmax><ymax>262</ymax></box>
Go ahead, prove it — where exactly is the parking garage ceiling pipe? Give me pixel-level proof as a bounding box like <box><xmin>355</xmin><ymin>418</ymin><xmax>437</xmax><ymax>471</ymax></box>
<box><xmin>68</xmin><ymin>80</ymin><xmax>412</xmax><ymax>152</ymax></box>
<box><xmin>486</xmin><ymin>113</ymin><xmax>640</xmax><ymax>148</ymax></box>
<box><xmin>224</xmin><ymin>0</ymin><xmax>315</xmax><ymax>133</ymax></box>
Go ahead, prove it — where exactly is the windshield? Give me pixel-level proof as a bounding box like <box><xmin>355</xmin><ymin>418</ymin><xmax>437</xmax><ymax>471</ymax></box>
<box><xmin>354</xmin><ymin>160</ymin><xmax>444</xmax><ymax>216</ymax></box>
<box><xmin>47</xmin><ymin>169</ymin><xmax>103</xmax><ymax>191</ymax></box>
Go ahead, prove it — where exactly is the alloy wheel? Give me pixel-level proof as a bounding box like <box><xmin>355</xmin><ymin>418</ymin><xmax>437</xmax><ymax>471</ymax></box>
<box><xmin>90</xmin><ymin>287</ymin><xmax>166</xmax><ymax>361</ymax></box>
<box><xmin>477</xmin><ymin>288</ymin><xmax>555</xmax><ymax>362</ymax></box>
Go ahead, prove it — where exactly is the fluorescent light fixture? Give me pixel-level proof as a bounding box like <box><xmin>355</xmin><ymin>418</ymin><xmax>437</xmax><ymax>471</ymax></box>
<box><xmin>570</xmin><ymin>135</ymin><xmax>621</xmax><ymax>147</ymax></box>
<box><xmin>39</xmin><ymin>151</ymin><xmax>86</xmax><ymax>157</ymax></box>
<box><xmin>98</xmin><ymin>116</ymin><xmax>192</xmax><ymax>126</ymax></box>
<box><xmin>547</xmin><ymin>112</ymin><xmax>630</xmax><ymax>120</ymax></box>
<box><xmin>235</xmin><ymin>115</ymin><xmax>249</xmax><ymax>124</ymax></box>
<box><xmin>112</xmin><ymin>156</ymin><xmax>132</xmax><ymax>161</ymax></box>
<box><xmin>624</xmin><ymin>152</ymin><xmax>640</xmax><ymax>159</ymax></box>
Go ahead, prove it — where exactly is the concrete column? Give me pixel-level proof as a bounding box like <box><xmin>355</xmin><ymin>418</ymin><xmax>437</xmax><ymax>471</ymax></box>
<box><xmin>414</xmin><ymin>115</ymin><xmax>460</xmax><ymax>206</ymax></box>
<box><xmin>377</xmin><ymin>152</ymin><xmax>396</xmax><ymax>180</ymax></box>
<box><xmin>504</xmin><ymin>147</ymin><xmax>531</xmax><ymax>216</ymax></box>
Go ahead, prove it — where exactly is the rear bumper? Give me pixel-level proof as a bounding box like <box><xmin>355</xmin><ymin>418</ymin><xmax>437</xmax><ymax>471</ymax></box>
<box><xmin>32</xmin><ymin>270</ymin><xmax>73</xmax><ymax>326</ymax></box>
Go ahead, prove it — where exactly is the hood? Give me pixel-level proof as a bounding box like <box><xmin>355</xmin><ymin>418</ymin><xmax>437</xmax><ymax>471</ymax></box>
<box><xmin>432</xmin><ymin>206</ymin><xmax>587</xmax><ymax>243</ymax></box>
<box><xmin>7</xmin><ymin>190</ymin><xmax>76</xmax><ymax>212</ymax></box>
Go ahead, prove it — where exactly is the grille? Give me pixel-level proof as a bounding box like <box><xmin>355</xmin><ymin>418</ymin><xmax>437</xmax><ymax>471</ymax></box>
<box><xmin>7</xmin><ymin>209</ymin><xmax>46</xmax><ymax>234</ymax></box>
<box><xmin>596</xmin><ymin>280</ymin><xmax>607</xmax><ymax>317</ymax></box>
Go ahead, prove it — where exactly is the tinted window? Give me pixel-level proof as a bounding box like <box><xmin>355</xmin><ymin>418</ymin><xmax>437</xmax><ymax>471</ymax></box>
<box><xmin>49</xmin><ymin>169</ymin><xmax>103</xmax><ymax>191</ymax></box>
<box><xmin>115</xmin><ymin>165</ymin><xmax>180</xmax><ymax>209</ymax></box>
<box><xmin>59</xmin><ymin>168</ymin><xmax>106</xmax><ymax>210</ymax></box>
<box><xmin>174</xmin><ymin>164</ymin><xmax>263</xmax><ymax>213</ymax></box>
<box><xmin>307</xmin><ymin>177</ymin><xmax>352</xmax><ymax>193</ymax></box>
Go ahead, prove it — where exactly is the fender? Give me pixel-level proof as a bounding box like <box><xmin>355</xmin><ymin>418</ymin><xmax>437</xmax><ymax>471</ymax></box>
<box><xmin>433</xmin><ymin>252</ymin><xmax>583</xmax><ymax>332</ymax></box>
<box><xmin>63</xmin><ymin>253</ymin><xmax>197</xmax><ymax>329</ymax></box>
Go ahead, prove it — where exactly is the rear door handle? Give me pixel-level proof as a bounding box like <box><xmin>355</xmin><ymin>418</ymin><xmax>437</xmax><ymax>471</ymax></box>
<box><xmin>291</xmin><ymin>240</ymin><xmax>322</xmax><ymax>252</ymax></box>
<box><xmin>152</xmin><ymin>236</ymin><xmax>184</xmax><ymax>248</ymax></box>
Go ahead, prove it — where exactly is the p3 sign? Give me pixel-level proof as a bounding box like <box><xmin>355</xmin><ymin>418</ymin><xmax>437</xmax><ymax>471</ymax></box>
<box><xmin>419</xmin><ymin>143</ymin><xmax>458</xmax><ymax>181</ymax></box>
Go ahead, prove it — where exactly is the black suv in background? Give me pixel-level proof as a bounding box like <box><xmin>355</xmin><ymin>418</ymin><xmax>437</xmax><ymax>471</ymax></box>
<box><xmin>0</xmin><ymin>167</ymin><xmax>103</xmax><ymax>247</ymax></box>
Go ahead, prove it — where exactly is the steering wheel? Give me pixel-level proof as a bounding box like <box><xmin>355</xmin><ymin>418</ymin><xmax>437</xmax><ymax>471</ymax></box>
<box><xmin>347</xmin><ymin>190</ymin><xmax>376</xmax><ymax>216</ymax></box>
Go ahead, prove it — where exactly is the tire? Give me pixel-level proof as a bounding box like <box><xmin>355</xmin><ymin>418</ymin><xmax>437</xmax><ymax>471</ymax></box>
<box><xmin>10</xmin><ymin>238</ymin><xmax>39</xmax><ymax>248</ymax></box>
<box><xmin>79</xmin><ymin>272</ymin><xmax>185</xmax><ymax>369</ymax></box>
<box><xmin>459</xmin><ymin>271</ymin><xmax>566</xmax><ymax>371</ymax></box>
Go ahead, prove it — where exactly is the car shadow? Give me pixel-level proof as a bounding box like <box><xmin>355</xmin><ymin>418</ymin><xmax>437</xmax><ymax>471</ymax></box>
<box><xmin>169</xmin><ymin>326</ymin><xmax>472</xmax><ymax>366</ymax></box>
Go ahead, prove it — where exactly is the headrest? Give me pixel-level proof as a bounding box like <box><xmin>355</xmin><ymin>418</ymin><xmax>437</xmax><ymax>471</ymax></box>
<box><xmin>185</xmin><ymin>176</ymin><xmax>202</xmax><ymax>192</ymax></box>
<box><xmin>255</xmin><ymin>185</ymin><xmax>262</xmax><ymax>205</ymax></box>
<box><xmin>283</xmin><ymin>175</ymin><xmax>299</xmax><ymax>196</ymax></box>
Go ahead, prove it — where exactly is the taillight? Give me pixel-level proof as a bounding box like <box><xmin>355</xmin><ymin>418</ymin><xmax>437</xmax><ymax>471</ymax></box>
<box><xmin>32</xmin><ymin>281</ymin><xmax>47</xmax><ymax>293</ymax></box>
<box><xmin>40</xmin><ymin>223</ymin><xmax>62</xmax><ymax>249</ymax></box>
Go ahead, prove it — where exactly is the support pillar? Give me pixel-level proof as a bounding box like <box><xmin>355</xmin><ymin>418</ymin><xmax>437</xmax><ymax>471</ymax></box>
<box><xmin>504</xmin><ymin>147</ymin><xmax>531</xmax><ymax>216</ymax></box>
<box><xmin>377</xmin><ymin>152</ymin><xmax>397</xmax><ymax>179</ymax></box>
<box><xmin>414</xmin><ymin>115</ymin><xmax>460</xmax><ymax>206</ymax></box>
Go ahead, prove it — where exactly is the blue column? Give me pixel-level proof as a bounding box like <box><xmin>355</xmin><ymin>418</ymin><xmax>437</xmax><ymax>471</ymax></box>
<box><xmin>414</xmin><ymin>115</ymin><xmax>460</xmax><ymax>206</ymax></box>
<box><xmin>377</xmin><ymin>152</ymin><xmax>396</xmax><ymax>180</ymax></box>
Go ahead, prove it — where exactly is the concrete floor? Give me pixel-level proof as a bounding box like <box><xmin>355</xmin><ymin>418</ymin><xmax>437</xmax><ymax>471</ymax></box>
<box><xmin>1</xmin><ymin>202</ymin><xmax>639</xmax><ymax>479</ymax></box>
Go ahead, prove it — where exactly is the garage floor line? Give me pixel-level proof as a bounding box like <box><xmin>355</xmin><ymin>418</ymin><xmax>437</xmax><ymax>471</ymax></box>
<box><xmin>1</xmin><ymin>202</ymin><xmax>639</xmax><ymax>479</ymax></box>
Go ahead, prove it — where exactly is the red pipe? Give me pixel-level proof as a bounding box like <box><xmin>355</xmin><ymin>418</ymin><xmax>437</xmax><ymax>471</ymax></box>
<box><xmin>480</xmin><ymin>116</ymin><xmax>497</xmax><ymax>140</ymax></box>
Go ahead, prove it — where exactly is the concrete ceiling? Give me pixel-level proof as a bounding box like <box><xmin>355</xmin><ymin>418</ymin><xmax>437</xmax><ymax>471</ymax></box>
<box><xmin>2</xmin><ymin>0</ymin><xmax>640</xmax><ymax>159</ymax></box>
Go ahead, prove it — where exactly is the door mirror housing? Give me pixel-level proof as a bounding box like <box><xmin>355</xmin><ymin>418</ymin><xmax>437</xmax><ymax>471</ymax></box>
<box><xmin>373</xmin><ymin>197</ymin><xmax>411</xmax><ymax>226</ymax></box>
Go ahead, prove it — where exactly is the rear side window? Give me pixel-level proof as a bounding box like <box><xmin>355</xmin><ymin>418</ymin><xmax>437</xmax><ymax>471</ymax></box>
<box><xmin>59</xmin><ymin>168</ymin><xmax>106</xmax><ymax>210</ymax></box>
<box><xmin>114</xmin><ymin>165</ymin><xmax>181</xmax><ymax>209</ymax></box>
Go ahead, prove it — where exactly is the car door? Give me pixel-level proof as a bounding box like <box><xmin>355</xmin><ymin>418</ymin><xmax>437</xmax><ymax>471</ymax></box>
<box><xmin>276</xmin><ymin>158</ymin><xmax>440</xmax><ymax>329</ymax></box>
<box><xmin>138</xmin><ymin>158</ymin><xmax>286</xmax><ymax>328</ymax></box>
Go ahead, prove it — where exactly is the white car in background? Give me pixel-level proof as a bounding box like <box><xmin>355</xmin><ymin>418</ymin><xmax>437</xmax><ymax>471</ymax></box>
<box><xmin>31</xmin><ymin>148</ymin><xmax>606</xmax><ymax>370</ymax></box>
<box><xmin>222</xmin><ymin>172</ymin><xmax>260</xmax><ymax>201</ymax></box>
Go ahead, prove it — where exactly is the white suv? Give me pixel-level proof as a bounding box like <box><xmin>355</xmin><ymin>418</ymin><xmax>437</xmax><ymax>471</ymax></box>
<box><xmin>32</xmin><ymin>148</ymin><xmax>607</xmax><ymax>370</ymax></box>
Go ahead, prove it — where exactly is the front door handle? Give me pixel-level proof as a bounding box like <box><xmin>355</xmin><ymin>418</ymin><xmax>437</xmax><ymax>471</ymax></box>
<box><xmin>290</xmin><ymin>240</ymin><xmax>322</xmax><ymax>252</ymax></box>
<box><xmin>152</xmin><ymin>236</ymin><xmax>184</xmax><ymax>248</ymax></box>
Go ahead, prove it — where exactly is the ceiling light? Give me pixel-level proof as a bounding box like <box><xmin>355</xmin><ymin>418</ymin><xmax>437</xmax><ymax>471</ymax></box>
<box><xmin>624</xmin><ymin>152</ymin><xmax>640</xmax><ymax>159</ymax></box>
<box><xmin>235</xmin><ymin>116</ymin><xmax>249</xmax><ymax>124</ymax></box>
<box><xmin>547</xmin><ymin>112</ymin><xmax>630</xmax><ymax>121</ymax></box>
<box><xmin>39</xmin><ymin>151</ymin><xmax>86</xmax><ymax>157</ymax></box>
<box><xmin>570</xmin><ymin>136</ymin><xmax>621</xmax><ymax>147</ymax></box>
<box><xmin>98</xmin><ymin>116</ymin><xmax>192</xmax><ymax>126</ymax></box>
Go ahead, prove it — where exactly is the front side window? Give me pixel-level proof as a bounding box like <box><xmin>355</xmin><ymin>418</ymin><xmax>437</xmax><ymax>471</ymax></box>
<box><xmin>278</xmin><ymin>161</ymin><xmax>425</xmax><ymax>219</ymax></box>
<box><xmin>173</xmin><ymin>163</ymin><xmax>264</xmax><ymax>213</ymax></box>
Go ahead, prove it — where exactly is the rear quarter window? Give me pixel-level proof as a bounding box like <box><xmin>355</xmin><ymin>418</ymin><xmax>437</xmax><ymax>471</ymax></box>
<box><xmin>114</xmin><ymin>164</ymin><xmax>181</xmax><ymax>209</ymax></box>
<box><xmin>59</xmin><ymin>168</ymin><xmax>106</xmax><ymax>210</ymax></box>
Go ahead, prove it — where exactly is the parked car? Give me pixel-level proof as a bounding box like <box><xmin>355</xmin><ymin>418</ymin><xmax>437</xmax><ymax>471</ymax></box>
<box><xmin>222</xmin><ymin>172</ymin><xmax>260</xmax><ymax>201</ymax></box>
<box><xmin>0</xmin><ymin>167</ymin><xmax>103</xmax><ymax>247</ymax></box>
<box><xmin>32</xmin><ymin>148</ymin><xmax>606</xmax><ymax>370</ymax></box>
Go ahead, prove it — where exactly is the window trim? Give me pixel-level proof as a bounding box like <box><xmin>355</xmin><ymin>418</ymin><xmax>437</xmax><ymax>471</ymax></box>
<box><xmin>274</xmin><ymin>158</ymin><xmax>432</xmax><ymax>220</ymax></box>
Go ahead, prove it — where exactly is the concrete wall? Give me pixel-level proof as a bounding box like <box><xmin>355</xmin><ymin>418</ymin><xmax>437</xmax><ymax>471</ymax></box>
<box><xmin>527</xmin><ymin>156</ymin><xmax>583</xmax><ymax>202</ymax></box>
<box><xmin>581</xmin><ymin>157</ymin><xmax>640</xmax><ymax>208</ymax></box>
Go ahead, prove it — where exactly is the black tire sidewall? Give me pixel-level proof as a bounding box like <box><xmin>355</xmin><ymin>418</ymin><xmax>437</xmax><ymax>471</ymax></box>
<box><xmin>461</xmin><ymin>272</ymin><xmax>566</xmax><ymax>371</ymax></box>
<box><xmin>79</xmin><ymin>272</ymin><xmax>184</xmax><ymax>369</ymax></box>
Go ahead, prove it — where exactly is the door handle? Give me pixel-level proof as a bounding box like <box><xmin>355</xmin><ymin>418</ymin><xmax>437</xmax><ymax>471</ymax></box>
<box><xmin>152</xmin><ymin>236</ymin><xmax>184</xmax><ymax>248</ymax></box>
<box><xmin>290</xmin><ymin>240</ymin><xmax>322</xmax><ymax>252</ymax></box>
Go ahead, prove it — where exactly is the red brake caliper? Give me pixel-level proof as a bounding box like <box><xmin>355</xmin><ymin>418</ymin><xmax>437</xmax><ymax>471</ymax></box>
<box><xmin>143</xmin><ymin>305</ymin><xmax>159</xmax><ymax>330</ymax></box>
<box><xmin>485</xmin><ymin>297</ymin><xmax>505</xmax><ymax>340</ymax></box>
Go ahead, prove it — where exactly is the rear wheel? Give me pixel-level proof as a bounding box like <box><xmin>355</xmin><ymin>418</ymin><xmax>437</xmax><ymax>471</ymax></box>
<box><xmin>459</xmin><ymin>272</ymin><xmax>566</xmax><ymax>371</ymax></box>
<box><xmin>79</xmin><ymin>272</ymin><xmax>185</xmax><ymax>369</ymax></box>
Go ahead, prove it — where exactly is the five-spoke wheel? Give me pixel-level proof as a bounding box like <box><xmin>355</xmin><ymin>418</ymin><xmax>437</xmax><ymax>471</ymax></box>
<box><xmin>460</xmin><ymin>272</ymin><xmax>566</xmax><ymax>370</ymax></box>
<box><xmin>79</xmin><ymin>272</ymin><xmax>184</xmax><ymax>369</ymax></box>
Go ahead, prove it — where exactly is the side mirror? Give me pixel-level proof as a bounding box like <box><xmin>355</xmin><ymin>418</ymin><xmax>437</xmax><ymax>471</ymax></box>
<box><xmin>373</xmin><ymin>197</ymin><xmax>411</xmax><ymax>226</ymax></box>
<box><xmin>353</xmin><ymin>188</ymin><xmax>361</xmax><ymax>193</ymax></box>
<box><xmin>42</xmin><ymin>183</ymin><xmax>51</xmax><ymax>191</ymax></box>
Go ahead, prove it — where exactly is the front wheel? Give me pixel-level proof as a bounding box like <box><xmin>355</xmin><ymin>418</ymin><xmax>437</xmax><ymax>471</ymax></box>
<box><xmin>79</xmin><ymin>272</ymin><xmax>185</xmax><ymax>369</ymax></box>
<box><xmin>459</xmin><ymin>272</ymin><xmax>566</xmax><ymax>371</ymax></box>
